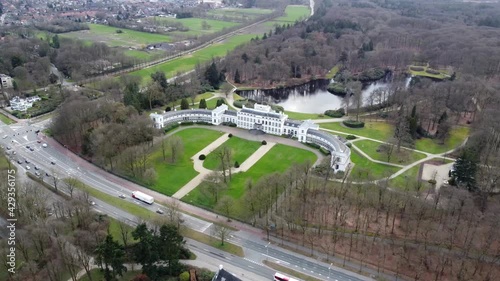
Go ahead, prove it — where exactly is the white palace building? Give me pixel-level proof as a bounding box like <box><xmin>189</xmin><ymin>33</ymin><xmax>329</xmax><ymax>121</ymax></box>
<box><xmin>150</xmin><ymin>104</ymin><xmax>351</xmax><ymax>172</ymax></box>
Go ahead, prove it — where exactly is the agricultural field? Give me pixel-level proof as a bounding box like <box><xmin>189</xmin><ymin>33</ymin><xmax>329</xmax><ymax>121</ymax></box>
<box><xmin>182</xmin><ymin>144</ymin><xmax>317</xmax><ymax>218</ymax></box>
<box><xmin>203</xmin><ymin>136</ymin><xmax>262</xmax><ymax>170</ymax></box>
<box><xmin>130</xmin><ymin>34</ymin><xmax>256</xmax><ymax>82</ymax></box>
<box><xmin>207</xmin><ymin>8</ymin><xmax>273</xmax><ymax>21</ymax></box>
<box><xmin>265</xmin><ymin>5</ymin><xmax>310</xmax><ymax>27</ymax></box>
<box><xmin>152</xmin><ymin>17</ymin><xmax>239</xmax><ymax>37</ymax></box>
<box><xmin>60</xmin><ymin>24</ymin><xmax>171</xmax><ymax>48</ymax></box>
<box><xmin>149</xmin><ymin>128</ymin><xmax>223</xmax><ymax>196</ymax></box>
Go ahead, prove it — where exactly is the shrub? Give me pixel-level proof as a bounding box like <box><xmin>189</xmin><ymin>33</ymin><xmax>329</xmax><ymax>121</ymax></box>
<box><xmin>346</xmin><ymin>135</ymin><xmax>357</xmax><ymax>140</ymax></box>
<box><xmin>198</xmin><ymin>154</ymin><xmax>206</xmax><ymax>160</ymax></box>
<box><xmin>164</xmin><ymin>123</ymin><xmax>180</xmax><ymax>133</ymax></box>
<box><xmin>116</xmin><ymin>29</ymin><xmax>123</xmax><ymax>33</ymax></box>
<box><xmin>179</xmin><ymin>272</ymin><xmax>190</xmax><ymax>281</ymax></box>
<box><xmin>346</xmin><ymin>142</ymin><xmax>352</xmax><ymax>148</ymax></box>
<box><xmin>222</xmin><ymin>121</ymin><xmax>237</xmax><ymax>127</ymax></box>
<box><xmin>319</xmin><ymin>147</ymin><xmax>330</xmax><ymax>155</ymax></box>
<box><xmin>180</xmin><ymin>121</ymin><xmax>194</xmax><ymax>126</ymax></box>
<box><xmin>233</xmin><ymin>100</ymin><xmax>246</xmax><ymax>108</ymax></box>
<box><xmin>428</xmin><ymin>179</ymin><xmax>437</xmax><ymax>185</ymax></box>
<box><xmin>165</xmin><ymin>107</ymin><xmax>171</xmax><ymax>112</ymax></box>
<box><xmin>324</xmin><ymin>108</ymin><xmax>345</xmax><ymax>118</ymax></box>
<box><xmin>234</xmin><ymin>161</ymin><xmax>240</xmax><ymax>168</ymax></box>
<box><xmin>261</xmin><ymin>140</ymin><xmax>267</xmax><ymax>145</ymax></box>
<box><xmin>343</xmin><ymin>120</ymin><xmax>365</xmax><ymax>128</ymax></box>
<box><xmin>228</xmin><ymin>133</ymin><xmax>233</xmax><ymax>138</ymax></box>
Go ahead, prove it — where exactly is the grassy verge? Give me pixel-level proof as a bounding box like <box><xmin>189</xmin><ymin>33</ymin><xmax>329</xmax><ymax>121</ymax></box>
<box><xmin>354</xmin><ymin>140</ymin><xmax>427</xmax><ymax>165</ymax></box>
<box><xmin>414</xmin><ymin>126</ymin><xmax>469</xmax><ymax>154</ymax></box>
<box><xmin>263</xmin><ymin>260</ymin><xmax>322</xmax><ymax>281</ymax></box>
<box><xmin>285</xmin><ymin>111</ymin><xmax>329</xmax><ymax>120</ymax></box>
<box><xmin>0</xmin><ymin>112</ymin><xmax>15</xmax><ymax>124</ymax></box>
<box><xmin>107</xmin><ymin>217</ymin><xmax>138</xmax><ymax>245</ymax></box>
<box><xmin>320</xmin><ymin>121</ymin><xmax>394</xmax><ymax>142</ymax></box>
<box><xmin>389</xmin><ymin>165</ymin><xmax>421</xmax><ymax>190</ymax></box>
<box><xmin>350</xmin><ymin>150</ymin><xmax>400</xmax><ymax>180</ymax></box>
<box><xmin>181</xmin><ymin>228</ymin><xmax>244</xmax><ymax>257</ymax></box>
<box><xmin>324</xmin><ymin>64</ymin><xmax>341</xmax><ymax>79</ymax></box>
<box><xmin>79</xmin><ymin>269</ymin><xmax>142</xmax><ymax>281</ymax></box>
<box><xmin>203</xmin><ymin>136</ymin><xmax>261</xmax><ymax>170</ymax></box>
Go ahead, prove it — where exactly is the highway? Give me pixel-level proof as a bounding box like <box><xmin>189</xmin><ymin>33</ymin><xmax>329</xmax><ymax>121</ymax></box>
<box><xmin>0</xmin><ymin>117</ymin><xmax>376</xmax><ymax>281</ymax></box>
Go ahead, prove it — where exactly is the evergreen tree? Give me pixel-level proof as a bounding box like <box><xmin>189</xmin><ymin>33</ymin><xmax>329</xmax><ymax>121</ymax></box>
<box><xmin>124</xmin><ymin>81</ymin><xmax>142</xmax><ymax>113</ymax></box>
<box><xmin>180</xmin><ymin>98</ymin><xmax>189</xmax><ymax>110</ymax></box>
<box><xmin>241</xmin><ymin>53</ymin><xmax>249</xmax><ymax>63</ymax></box>
<box><xmin>205</xmin><ymin>62</ymin><xmax>220</xmax><ymax>88</ymax></box>
<box><xmin>452</xmin><ymin>148</ymin><xmax>478</xmax><ymax>191</ymax></box>
<box><xmin>151</xmin><ymin>71</ymin><xmax>168</xmax><ymax>91</ymax></box>
<box><xmin>262</xmin><ymin>32</ymin><xmax>267</xmax><ymax>40</ymax></box>
<box><xmin>199</xmin><ymin>98</ymin><xmax>207</xmax><ymax>109</ymax></box>
<box><xmin>95</xmin><ymin>234</ymin><xmax>127</xmax><ymax>281</ymax></box>
<box><xmin>52</xmin><ymin>35</ymin><xmax>60</xmax><ymax>48</ymax></box>
<box><xmin>216</xmin><ymin>99</ymin><xmax>225</xmax><ymax>107</ymax></box>
<box><xmin>408</xmin><ymin>105</ymin><xmax>418</xmax><ymax>138</ymax></box>
<box><xmin>234</xmin><ymin>69</ymin><xmax>241</xmax><ymax>84</ymax></box>
<box><xmin>254</xmin><ymin>56</ymin><xmax>261</xmax><ymax>64</ymax></box>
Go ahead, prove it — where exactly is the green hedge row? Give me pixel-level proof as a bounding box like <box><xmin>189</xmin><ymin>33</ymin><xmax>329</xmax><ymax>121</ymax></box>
<box><xmin>343</xmin><ymin>120</ymin><xmax>365</xmax><ymax>128</ymax></box>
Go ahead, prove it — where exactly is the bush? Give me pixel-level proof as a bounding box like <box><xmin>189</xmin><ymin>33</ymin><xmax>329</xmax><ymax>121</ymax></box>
<box><xmin>198</xmin><ymin>154</ymin><xmax>206</xmax><ymax>160</ymax></box>
<box><xmin>116</xmin><ymin>29</ymin><xmax>123</xmax><ymax>33</ymax></box>
<box><xmin>324</xmin><ymin>108</ymin><xmax>345</xmax><ymax>118</ymax></box>
<box><xmin>179</xmin><ymin>272</ymin><xmax>190</xmax><ymax>281</ymax></box>
<box><xmin>346</xmin><ymin>135</ymin><xmax>357</xmax><ymax>140</ymax></box>
<box><xmin>428</xmin><ymin>179</ymin><xmax>437</xmax><ymax>185</ymax></box>
<box><xmin>165</xmin><ymin>107</ymin><xmax>171</xmax><ymax>112</ymax></box>
<box><xmin>343</xmin><ymin>120</ymin><xmax>365</xmax><ymax>128</ymax></box>
<box><xmin>222</xmin><ymin>121</ymin><xmax>237</xmax><ymax>127</ymax></box>
<box><xmin>228</xmin><ymin>133</ymin><xmax>233</xmax><ymax>138</ymax></box>
<box><xmin>234</xmin><ymin>161</ymin><xmax>240</xmax><ymax>168</ymax></box>
<box><xmin>261</xmin><ymin>140</ymin><xmax>267</xmax><ymax>145</ymax></box>
<box><xmin>164</xmin><ymin>123</ymin><xmax>180</xmax><ymax>133</ymax></box>
<box><xmin>233</xmin><ymin>99</ymin><xmax>246</xmax><ymax>108</ymax></box>
<box><xmin>319</xmin><ymin>147</ymin><xmax>330</xmax><ymax>155</ymax></box>
<box><xmin>180</xmin><ymin>121</ymin><xmax>194</xmax><ymax>126</ymax></box>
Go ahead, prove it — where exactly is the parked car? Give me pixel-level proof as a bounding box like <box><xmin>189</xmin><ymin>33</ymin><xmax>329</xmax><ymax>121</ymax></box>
<box><xmin>156</xmin><ymin>209</ymin><xmax>164</xmax><ymax>214</ymax></box>
<box><xmin>42</xmin><ymin>143</ymin><xmax>48</xmax><ymax>148</ymax></box>
<box><xmin>119</xmin><ymin>194</ymin><xmax>126</xmax><ymax>199</ymax></box>
<box><xmin>50</xmin><ymin>161</ymin><xmax>56</xmax><ymax>165</ymax></box>
<box><xmin>26</xmin><ymin>166</ymin><xmax>30</xmax><ymax>170</ymax></box>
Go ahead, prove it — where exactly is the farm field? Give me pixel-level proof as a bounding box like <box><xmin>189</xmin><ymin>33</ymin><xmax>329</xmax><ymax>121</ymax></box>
<box><xmin>60</xmin><ymin>24</ymin><xmax>171</xmax><ymax>48</ymax></box>
<box><xmin>265</xmin><ymin>5</ymin><xmax>310</xmax><ymax>27</ymax></box>
<box><xmin>203</xmin><ymin>136</ymin><xmax>262</xmax><ymax>170</ymax></box>
<box><xmin>129</xmin><ymin>34</ymin><xmax>256</xmax><ymax>82</ymax></box>
<box><xmin>182</xmin><ymin>144</ymin><xmax>317</xmax><ymax>218</ymax></box>
<box><xmin>149</xmin><ymin>128</ymin><xmax>223</xmax><ymax>196</ymax></box>
<box><xmin>207</xmin><ymin>8</ymin><xmax>273</xmax><ymax>21</ymax></box>
<box><xmin>152</xmin><ymin>17</ymin><xmax>239</xmax><ymax>37</ymax></box>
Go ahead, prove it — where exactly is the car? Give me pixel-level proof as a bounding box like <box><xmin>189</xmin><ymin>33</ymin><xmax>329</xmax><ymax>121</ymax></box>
<box><xmin>2</xmin><ymin>135</ymin><xmax>7</xmax><ymax>139</ymax></box>
<box><xmin>6</xmin><ymin>146</ymin><xmax>11</xmax><ymax>150</ymax></box>
<box><xmin>17</xmin><ymin>159</ymin><xmax>23</xmax><ymax>164</ymax></box>
<box><xmin>12</xmin><ymin>151</ymin><xmax>16</xmax><ymax>155</ymax></box>
<box><xmin>156</xmin><ymin>209</ymin><xmax>164</xmax><ymax>214</ymax></box>
<box><xmin>26</xmin><ymin>145</ymin><xmax>30</xmax><ymax>149</ymax></box>
<box><xmin>34</xmin><ymin>166</ymin><xmax>39</xmax><ymax>170</ymax></box>
<box><xmin>25</xmin><ymin>159</ymin><xmax>30</xmax><ymax>164</ymax></box>
<box><xmin>26</xmin><ymin>166</ymin><xmax>30</xmax><ymax>170</ymax></box>
<box><xmin>35</xmin><ymin>130</ymin><xmax>40</xmax><ymax>134</ymax></box>
<box><xmin>37</xmin><ymin>140</ymin><xmax>41</xmax><ymax>143</ymax></box>
<box><xmin>35</xmin><ymin>171</ymin><xmax>41</xmax><ymax>176</ymax></box>
<box><xmin>45</xmin><ymin>172</ymin><xmax>50</xmax><ymax>177</ymax></box>
<box><xmin>30</xmin><ymin>148</ymin><xmax>34</xmax><ymax>151</ymax></box>
<box><xmin>90</xmin><ymin>201</ymin><xmax>96</xmax><ymax>206</ymax></box>
<box><xmin>50</xmin><ymin>161</ymin><xmax>56</xmax><ymax>165</ymax></box>
<box><xmin>119</xmin><ymin>194</ymin><xmax>126</xmax><ymax>199</ymax></box>
<box><xmin>42</xmin><ymin>143</ymin><xmax>48</xmax><ymax>148</ymax></box>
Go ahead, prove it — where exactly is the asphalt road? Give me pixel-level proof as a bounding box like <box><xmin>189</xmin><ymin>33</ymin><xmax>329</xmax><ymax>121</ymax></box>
<box><xmin>0</xmin><ymin>119</ymin><xmax>375</xmax><ymax>281</ymax></box>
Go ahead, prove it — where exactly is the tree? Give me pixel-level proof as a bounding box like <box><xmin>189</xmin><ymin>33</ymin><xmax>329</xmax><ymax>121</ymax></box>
<box><xmin>201</xmin><ymin>172</ymin><xmax>226</xmax><ymax>204</ymax></box>
<box><xmin>180</xmin><ymin>98</ymin><xmax>189</xmax><ymax>110</ymax></box>
<box><xmin>452</xmin><ymin>149</ymin><xmax>478</xmax><ymax>191</ymax></box>
<box><xmin>201</xmin><ymin>20</ymin><xmax>211</xmax><ymax>30</ymax></box>
<box><xmin>49</xmin><ymin>73</ymin><xmax>59</xmax><ymax>84</ymax></box>
<box><xmin>144</xmin><ymin>81</ymin><xmax>164</xmax><ymax>111</ymax></box>
<box><xmin>234</xmin><ymin>69</ymin><xmax>241</xmax><ymax>83</ymax></box>
<box><xmin>167</xmin><ymin>136</ymin><xmax>184</xmax><ymax>163</ymax></box>
<box><xmin>205</xmin><ymin>62</ymin><xmax>221</xmax><ymax>88</ymax></box>
<box><xmin>151</xmin><ymin>71</ymin><xmax>168</xmax><ymax>91</ymax></box>
<box><xmin>212</xmin><ymin>224</ymin><xmax>233</xmax><ymax>246</ymax></box>
<box><xmin>216</xmin><ymin>196</ymin><xmax>235</xmax><ymax>219</ymax></box>
<box><xmin>199</xmin><ymin>98</ymin><xmax>207</xmax><ymax>109</ymax></box>
<box><xmin>124</xmin><ymin>80</ymin><xmax>142</xmax><ymax>113</ymax></box>
<box><xmin>216</xmin><ymin>99</ymin><xmax>225</xmax><ymax>107</ymax></box>
<box><xmin>221</xmin><ymin>83</ymin><xmax>233</xmax><ymax>98</ymax></box>
<box><xmin>65</xmin><ymin>177</ymin><xmax>79</xmax><ymax>198</ymax></box>
<box><xmin>241</xmin><ymin>53</ymin><xmax>249</xmax><ymax>63</ymax></box>
<box><xmin>346</xmin><ymin>81</ymin><xmax>363</xmax><ymax>122</ymax></box>
<box><xmin>52</xmin><ymin>35</ymin><xmax>60</xmax><ymax>49</ymax></box>
<box><xmin>95</xmin><ymin>234</ymin><xmax>127</xmax><ymax>281</ymax></box>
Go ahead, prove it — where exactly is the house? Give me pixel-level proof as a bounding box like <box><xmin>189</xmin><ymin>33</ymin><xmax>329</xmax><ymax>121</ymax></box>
<box><xmin>10</xmin><ymin>96</ymin><xmax>41</xmax><ymax>111</ymax></box>
<box><xmin>212</xmin><ymin>265</ymin><xmax>242</xmax><ymax>281</ymax></box>
<box><xmin>0</xmin><ymin>74</ymin><xmax>13</xmax><ymax>89</ymax></box>
<box><xmin>150</xmin><ymin>103</ymin><xmax>351</xmax><ymax>172</ymax></box>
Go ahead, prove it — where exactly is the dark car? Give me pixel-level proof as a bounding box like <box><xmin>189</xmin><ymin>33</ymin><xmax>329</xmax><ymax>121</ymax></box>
<box><xmin>30</xmin><ymin>148</ymin><xmax>34</xmax><ymax>151</ymax></box>
<box><xmin>50</xmin><ymin>161</ymin><xmax>56</xmax><ymax>165</ymax></box>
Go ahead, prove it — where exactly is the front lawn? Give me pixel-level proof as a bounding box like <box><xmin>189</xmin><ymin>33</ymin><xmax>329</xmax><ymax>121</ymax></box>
<box><xmin>320</xmin><ymin>121</ymin><xmax>394</xmax><ymax>142</ymax></box>
<box><xmin>150</xmin><ymin>128</ymin><xmax>223</xmax><ymax>195</ymax></box>
<box><xmin>414</xmin><ymin>126</ymin><xmax>469</xmax><ymax>154</ymax></box>
<box><xmin>349</xmin><ymin>150</ymin><xmax>400</xmax><ymax>181</ymax></box>
<box><xmin>285</xmin><ymin>111</ymin><xmax>329</xmax><ymax>120</ymax></box>
<box><xmin>203</xmin><ymin>136</ymin><xmax>261</xmax><ymax>170</ymax></box>
<box><xmin>182</xmin><ymin>144</ymin><xmax>317</xmax><ymax>217</ymax></box>
<box><xmin>354</xmin><ymin>140</ymin><xmax>427</xmax><ymax>165</ymax></box>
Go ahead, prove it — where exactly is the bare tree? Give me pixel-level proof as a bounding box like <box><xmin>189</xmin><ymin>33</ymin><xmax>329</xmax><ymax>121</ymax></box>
<box><xmin>167</xmin><ymin>135</ymin><xmax>184</xmax><ymax>163</ymax></box>
<box><xmin>346</xmin><ymin>81</ymin><xmax>363</xmax><ymax>122</ymax></box>
<box><xmin>65</xmin><ymin>177</ymin><xmax>79</xmax><ymax>198</ymax></box>
<box><xmin>216</xmin><ymin>196</ymin><xmax>235</xmax><ymax>220</ymax></box>
<box><xmin>212</xmin><ymin>224</ymin><xmax>233</xmax><ymax>246</ymax></box>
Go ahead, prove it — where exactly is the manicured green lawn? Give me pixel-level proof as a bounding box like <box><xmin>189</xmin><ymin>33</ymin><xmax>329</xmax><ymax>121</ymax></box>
<box><xmin>153</xmin><ymin>17</ymin><xmax>239</xmax><ymax>37</ymax></box>
<box><xmin>320</xmin><ymin>121</ymin><xmax>394</xmax><ymax>142</ymax></box>
<box><xmin>0</xmin><ymin>112</ymin><xmax>15</xmax><ymax>124</ymax></box>
<box><xmin>203</xmin><ymin>136</ymin><xmax>261</xmax><ymax>170</ymax></box>
<box><xmin>61</xmin><ymin>24</ymin><xmax>171</xmax><ymax>48</ymax></box>
<box><xmin>285</xmin><ymin>111</ymin><xmax>329</xmax><ymax>120</ymax></box>
<box><xmin>415</xmin><ymin>126</ymin><xmax>469</xmax><ymax>154</ymax></box>
<box><xmin>79</xmin><ymin>269</ymin><xmax>142</xmax><ymax>281</ymax></box>
<box><xmin>129</xmin><ymin>34</ymin><xmax>255</xmax><ymax>82</ymax></box>
<box><xmin>150</xmin><ymin>128</ymin><xmax>223</xmax><ymax>196</ymax></box>
<box><xmin>265</xmin><ymin>5</ymin><xmax>310</xmax><ymax>27</ymax></box>
<box><xmin>205</xmin><ymin>98</ymin><xmax>227</xmax><ymax>109</ymax></box>
<box><xmin>182</xmin><ymin>144</ymin><xmax>317</xmax><ymax>217</ymax></box>
<box><xmin>325</xmin><ymin>64</ymin><xmax>341</xmax><ymax>79</ymax></box>
<box><xmin>349</xmin><ymin>150</ymin><xmax>400</xmax><ymax>180</ymax></box>
<box><xmin>354</xmin><ymin>140</ymin><xmax>427</xmax><ymax>165</ymax></box>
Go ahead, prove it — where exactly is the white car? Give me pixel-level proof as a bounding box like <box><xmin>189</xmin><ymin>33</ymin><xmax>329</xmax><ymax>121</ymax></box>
<box><xmin>42</xmin><ymin>143</ymin><xmax>48</xmax><ymax>148</ymax></box>
<box><xmin>26</xmin><ymin>166</ymin><xmax>30</xmax><ymax>170</ymax></box>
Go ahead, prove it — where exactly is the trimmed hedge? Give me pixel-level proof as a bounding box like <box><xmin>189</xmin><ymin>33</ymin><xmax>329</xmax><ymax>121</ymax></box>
<box><xmin>234</xmin><ymin>161</ymin><xmax>240</xmax><ymax>168</ymax></box>
<box><xmin>324</xmin><ymin>109</ymin><xmax>345</xmax><ymax>118</ymax></box>
<box><xmin>198</xmin><ymin>154</ymin><xmax>206</xmax><ymax>160</ymax></box>
<box><xmin>346</xmin><ymin>135</ymin><xmax>357</xmax><ymax>140</ymax></box>
<box><xmin>222</xmin><ymin>122</ymin><xmax>237</xmax><ymax>127</ymax></box>
<box><xmin>343</xmin><ymin>120</ymin><xmax>365</xmax><ymax>128</ymax></box>
<box><xmin>261</xmin><ymin>140</ymin><xmax>267</xmax><ymax>145</ymax></box>
<box><xmin>228</xmin><ymin>133</ymin><xmax>233</xmax><ymax>138</ymax></box>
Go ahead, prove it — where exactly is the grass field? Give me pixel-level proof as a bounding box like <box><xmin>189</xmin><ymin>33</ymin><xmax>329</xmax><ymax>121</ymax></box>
<box><xmin>203</xmin><ymin>136</ymin><xmax>261</xmax><ymax>170</ymax></box>
<box><xmin>60</xmin><ymin>24</ymin><xmax>171</xmax><ymax>48</ymax></box>
<box><xmin>182</xmin><ymin>144</ymin><xmax>317</xmax><ymax>217</ymax></box>
<box><xmin>150</xmin><ymin>128</ymin><xmax>223</xmax><ymax>196</ymax></box>
<box><xmin>107</xmin><ymin>217</ymin><xmax>137</xmax><ymax>245</ymax></box>
<box><xmin>320</xmin><ymin>121</ymin><xmax>394</xmax><ymax>142</ymax></box>
<box><xmin>415</xmin><ymin>126</ymin><xmax>469</xmax><ymax>154</ymax></box>
<box><xmin>208</xmin><ymin>8</ymin><xmax>273</xmax><ymax>21</ymax></box>
<box><xmin>0</xmin><ymin>112</ymin><xmax>15</xmax><ymax>124</ymax></box>
<box><xmin>350</xmin><ymin>150</ymin><xmax>400</xmax><ymax>180</ymax></box>
<box><xmin>285</xmin><ymin>111</ymin><xmax>329</xmax><ymax>120</ymax></box>
<box><xmin>130</xmin><ymin>34</ymin><xmax>255</xmax><ymax>82</ymax></box>
<box><xmin>153</xmin><ymin>17</ymin><xmax>239</xmax><ymax>37</ymax></box>
<box><xmin>265</xmin><ymin>5</ymin><xmax>310</xmax><ymax>27</ymax></box>
<box><xmin>354</xmin><ymin>140</ymin><xmax>427</xmax><ymax>165</ymax></box>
